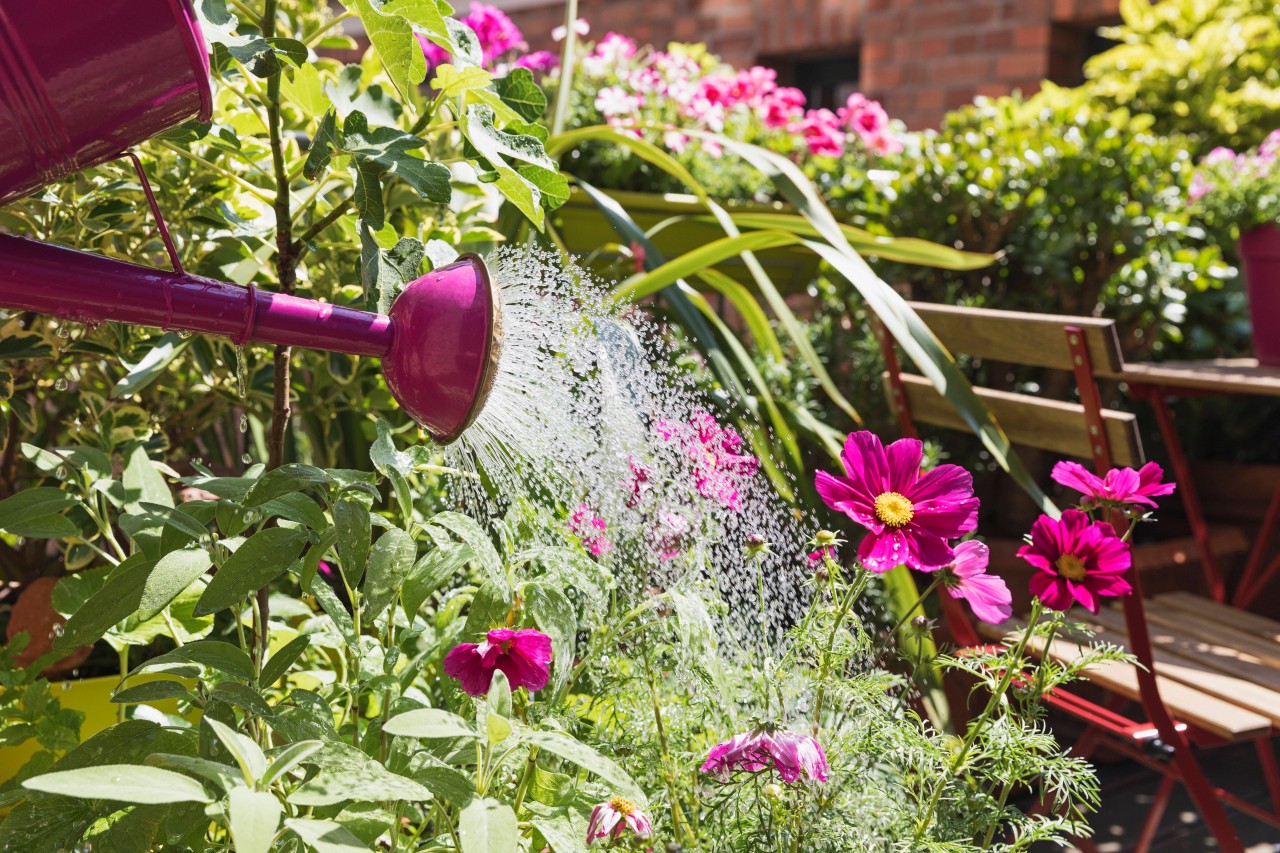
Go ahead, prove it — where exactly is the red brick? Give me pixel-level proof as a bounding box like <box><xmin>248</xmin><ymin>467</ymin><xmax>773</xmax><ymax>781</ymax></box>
<box><xmin>995</xmin><ymin>48</ymin><xmax>1047</xmax><ymax>79</ymax></box>
<box><xmin>1014</xmin><ymin>23</ymin><xmax>1051</xmax><ymax>48</ymax></box>
<box><xmin>914</xmin><ymin>89</ymin><xmax>946</xmax><ymax>111</ymax></box>
<box><xmin>952</xmin><ymin>33</ymin><xmax>979</xmax><ymax>53</ymax></box>
<box><xmin>919</xmin><ymin>36</ymin><xmax>948</xmax><ymax>57</ymax></box>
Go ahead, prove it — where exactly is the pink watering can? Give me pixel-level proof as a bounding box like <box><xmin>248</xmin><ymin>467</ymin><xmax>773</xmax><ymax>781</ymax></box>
<box><xmin>0</xmin><ymin>0</ymin><xmax>503</xmax><ymax>442</ymax></box>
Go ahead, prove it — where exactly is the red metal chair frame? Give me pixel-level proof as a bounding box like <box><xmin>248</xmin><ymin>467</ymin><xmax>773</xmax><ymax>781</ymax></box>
<box><xmin>878</xmin><ymin>318</ymin><xmax>1280</xmax><ymax>852</ymax></box>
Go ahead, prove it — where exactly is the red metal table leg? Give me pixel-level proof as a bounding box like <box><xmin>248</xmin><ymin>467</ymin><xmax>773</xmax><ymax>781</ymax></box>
<box><xmin>1135</xmin><ymin>774</ymin><xmax>1178</xmax><ymax>853</ymax></box>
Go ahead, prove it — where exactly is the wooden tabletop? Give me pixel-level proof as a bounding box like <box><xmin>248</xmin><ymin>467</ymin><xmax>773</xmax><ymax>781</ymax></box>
<box><xmin>1113</xmin><ymin>358</ymin><xmax>1280</xmax><ymax>396</ymax></box>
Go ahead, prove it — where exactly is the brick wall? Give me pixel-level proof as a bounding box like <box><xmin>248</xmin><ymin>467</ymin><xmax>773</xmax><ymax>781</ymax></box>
<box><xmin>495</xmin><ymin>0</ymin><xmax>1121</xmax><ymax>129</ymax></box>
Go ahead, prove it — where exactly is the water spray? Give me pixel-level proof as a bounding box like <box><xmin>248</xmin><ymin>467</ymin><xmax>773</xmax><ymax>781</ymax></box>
<box><xmin>0</xmin><ymin>0</ymin><xmax>503</xmax><ymax>443</ymax></box>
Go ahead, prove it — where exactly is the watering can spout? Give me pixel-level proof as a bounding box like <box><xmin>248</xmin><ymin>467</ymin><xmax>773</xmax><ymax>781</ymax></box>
<box><xmin>0</xmin><ymin>235</ymin><xmax>502</xmax><ymax>443</ymax></box>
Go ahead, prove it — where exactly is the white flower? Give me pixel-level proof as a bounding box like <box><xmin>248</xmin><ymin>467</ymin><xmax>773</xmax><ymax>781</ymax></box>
<box><xmin>551</xmin><ymin>18</ymin><xmax>589</xmax><ymax>41</ymax></box>
<box><xmin>594</xmin><ymin>85</ymin><xmax>641</xmax><ymax>118</ymax></box>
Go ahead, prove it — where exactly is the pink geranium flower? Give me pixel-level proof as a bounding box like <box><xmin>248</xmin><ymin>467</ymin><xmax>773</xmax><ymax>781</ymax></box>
<box><xmin>569</xmin><ymin>503</ymin><xmax>612</xmax><ymax>557</ymax></box>
<box><xmin>815</xmin><ymin>432</ymin><xmax>979</xmax><ymax>572</ymax></box>
<box><xmin>794</xmin><ymin>109</ymin><xmax>845</xmax><ymax>158</ymax></box>
<box><xmin>1051</xmin><ymin>461</ymin><xmax>1176</xmax><ymax>509</ymax></box>
<box><xmin>514</xmin><ymin>50</ymin><xmax>557</xmax><ymax>74</ymax></box>
<box><xmin>586</xmin><ymin>797</ymin><xmax>652</xmax><ymax>846</ymax></box>
<box><xmin>701</xmin><ymin>727</ymin><xmax>829</xmax><ymax>784</ymax></box>
<box><xmin>443</xmin><ymin>628</ymin><xmax>553</xmax><ymax>695</ymax></box>
<box><xmin>940</xmin><ymin>541</ymin><xmax>1012</xmax><ymax>625</ymax></box>
<box><xmin>1019</xmin><ymin>510</ymin><xmax>1132</xmax><ymax>613</ymax></box>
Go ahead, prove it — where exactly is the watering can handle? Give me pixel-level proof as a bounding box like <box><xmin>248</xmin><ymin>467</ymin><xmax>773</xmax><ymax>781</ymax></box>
<box><xmin>123</xmin><ymin>152</ymin><xmax>184</xmax><ymax>275</ymax></box>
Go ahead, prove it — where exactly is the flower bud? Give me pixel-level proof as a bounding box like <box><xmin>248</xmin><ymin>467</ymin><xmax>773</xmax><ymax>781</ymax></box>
<box><xmin>745</xmin><ymin>533</ymin><xmax>770</xmax><ymax>558</ymax></box>
<box><xmin>763</xmin><ymin>782</ymin><xmax>783</xmax><ymax>798</ymax></box>
<box><xmin>815</xmin><ymin>529</ymin><xmax>840</xmax><ymax>547</ymax></box>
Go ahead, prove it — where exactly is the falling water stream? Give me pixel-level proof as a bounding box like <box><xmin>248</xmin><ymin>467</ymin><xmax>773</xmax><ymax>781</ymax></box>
<box><xmin>440</xmin><ymin>246</ymin><xmax>818</xmax><ymax>646</ymax></box>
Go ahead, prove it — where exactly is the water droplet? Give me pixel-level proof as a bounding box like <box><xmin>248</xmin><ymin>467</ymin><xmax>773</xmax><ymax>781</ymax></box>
<box><xmin>51</xmin><ymin>623</ymin><xmax>64</xmax><ymax>638</ymax></box>
<box><xmin>240</xmin><ymin>413</ymin><xmax>250</xmax><ymax>433</ymax></box>
<box><xmin>54</xmin><ymin>377</ymin><xmax>68</xmax><ymax>391</ymax></box>
<box><xmin>60</xmin><ymin>681</ymin><xmax>70</xmax><ymax>692</ymax></box>
<box><xmin>178</xmin><ymin>330</ymin><xmax>193</xmax><ymax>339</ymax></box>
<box><xmin>54</xmin><ymin>466</ymin><xmax>68</xmax><ymax>481</ymax></box>
<box><xmin>243</xmin><ymin>510</ymin><xmax>260</xmax><ymax>525</ymax></box>
<box><xmin>233</xmin><ymin>345</ymin><xmax>248</xmax><ymax>399</ymax></box>
<box><xmin>240</xmin><ymin>452</ymin><xmax>252</xmax><ymax>465</ymax></box>
<box><xmin>56</xmin><ymin>324</ymin><xmax>70</xmax><ymax>338</ymax></box>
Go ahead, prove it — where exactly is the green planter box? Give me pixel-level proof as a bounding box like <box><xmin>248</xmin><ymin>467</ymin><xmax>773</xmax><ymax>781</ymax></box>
<box><xmin>553</xmin><ymin>187</ymin><xmax>823</xmax><ymax>292</ymax></box>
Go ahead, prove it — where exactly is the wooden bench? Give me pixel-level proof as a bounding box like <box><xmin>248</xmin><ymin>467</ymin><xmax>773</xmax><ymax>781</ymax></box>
<box><xmin>880</xmin><ymin>302</ymin><xmax>1280</xmax><ymax>853</ymax></box>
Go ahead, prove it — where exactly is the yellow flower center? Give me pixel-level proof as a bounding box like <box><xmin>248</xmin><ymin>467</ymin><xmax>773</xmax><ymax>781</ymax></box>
<box><xmin>873</xmin><ymin>492</ymin><xmax>915</xmax><ymax>528</ymax></box>
<box><xmin>1055</xmin><ymin>553</ymin><xmax>1088</xmax><ymax>581</ymax></box>
<box><xmin>610</xmin><ymin>797</ymin><xmax>636</xmax><ymax>815</ymax></box>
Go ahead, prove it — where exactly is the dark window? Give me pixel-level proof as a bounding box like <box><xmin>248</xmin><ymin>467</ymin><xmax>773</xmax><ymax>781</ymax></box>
<box><xmin>1048</xmin><ymin>21</ymin><xmax>1119</xmax><ymax>87</ymax></box>
<box><xmin>767</xmin><ymin>51</ymin><xmax>861</xmax><ymax>111</ymax></box>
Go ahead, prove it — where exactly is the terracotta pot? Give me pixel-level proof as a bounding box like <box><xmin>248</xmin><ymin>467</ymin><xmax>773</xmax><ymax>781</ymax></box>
<box><xmin>1238</xmin><ymin>223</ymin><xmax>1280</xmax><ymax>367</ymax></box>
<box><xmin>6</xmin><ymin>576</ymin><xmax>91</xmax><ymax>674</ymax></box>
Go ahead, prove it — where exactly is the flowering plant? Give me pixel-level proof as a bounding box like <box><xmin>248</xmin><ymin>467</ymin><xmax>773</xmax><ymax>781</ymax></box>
<box><xmin>1188</xmin><ymin>129</ymin><xmax>1280</xmax><ymax>237</ymax></box>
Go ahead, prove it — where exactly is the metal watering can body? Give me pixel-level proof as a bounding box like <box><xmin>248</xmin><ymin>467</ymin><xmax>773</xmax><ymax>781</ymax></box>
<box><xmin>0</xmin><ymin>0</ymin><xmax>502</xmax><ymax>442</ymax></box>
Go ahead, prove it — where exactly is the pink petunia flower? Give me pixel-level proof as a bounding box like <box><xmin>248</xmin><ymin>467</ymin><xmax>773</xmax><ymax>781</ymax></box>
<box><xmin>701</xmin><ymin>727</ymin><xmax>829</xmax><ymax>784</ymax></box>
<box><xmin>1050</xmin><ymin>460</ymin><xmax>1176</xmax><ymax>510</ymax></box>
<box><xmin>569</xmin><ymin>502</ymin><xmax>613</xmax><ymax>557</ymax></box>
<box><xmin>1019</xmin><ymin>510</ymin><xmax>1132</xmax><ymax>614</ymax></box>
<box><xmin>443</xmin><ymin>628</ymin><xmax>553</xmax><ymax>695</ymax></box>
<box><xmin>815</xmin><ymin>432</ymin><xmax>979</xmax><ymax>573</ymax></box>
<box><xmin>794</xmin><ymin>109</ymin><xmax>845</xmax><ymax>158</ymax></box>
<box><xmin>586</xmin><ymin>797</ymin><xmax>652</xmax><ymax>846</ymax></box>
<box><xmin>657</xmin><ymin>411</ymin><xmax>758</xmax><ymax>510</ymax></box>
<box><xmin>940</xmin><ymin>541</ymin><xmax>1012</xmax><ymax>625</ymax></box>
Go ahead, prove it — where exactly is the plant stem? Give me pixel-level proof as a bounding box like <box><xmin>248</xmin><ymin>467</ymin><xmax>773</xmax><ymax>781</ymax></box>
<box><xmin>884</xmin><ymin>574</ymin><xmax>943</xmax><ymax>642</ymax></box>
<box><xmin>117</xmin><ymin>646</ymin><xmax>129</xmax><ymax>723</ymax></box>
<box><xmin>913</xmin><ymin>599</ymin><xmax>1045</xmax><ymax>844</ymax></box>
<box><xmin>642</xmin><ymin>641</ymin><xmax>690</xmax><ymax>844</ymax></box>
<box><xmin>549</xmin><ymin>0</ymin><xmax>579</xmax><ymax>137</ymax></box>
<box><xmin>155</xmin><ymin>141</ymin><xmax>273</xmax><ymax>203</ymax></box>
<box><xmin>811</xmin><ymin>571</ymin><xmax>868</xmax><ymax>734</ymax></box>
<box><xmin>292</xmin><ymin>198</ymin><xmax>352</xmax><ymax>252</ymax></box>
<box><xmin>510</xmin><ymin>745</ymin><xmax>540</xmax><ymax>814</ymax></box>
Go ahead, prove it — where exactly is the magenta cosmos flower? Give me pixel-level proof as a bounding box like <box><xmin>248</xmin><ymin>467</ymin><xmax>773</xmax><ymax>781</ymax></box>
<box><xmin>586</xmin><ymin>797</ymin><xmax>652</xmax><ymax>846</ymax></box>
<box><xmin>1019</xmin><ymin>510</ymin><xmax>1132</xmax><ymax>614</ymax></box>
<box><xmin>1051</xmin><ymin>461</ymin><xmax>1176</xmax><ymax>510</ymax></box>
<box><xmin>940</xmin><ymin>541</ymin><xmax>1012</xmax><ymax>625</ymax></box>
<box><xmin>657</xmin><ymin>412</ymin><xmax>758</xmax><ymax>511</ymax></box>
<box><xmin>443</xmin><ymin>628</ymin><xmax>552</xmax><ymax>696</ymax></box>
<box><xmin>701</xmin><ymin>727</ymin><xmax>829</xmax><ymax>784</ymax></box>
<box><xmin>815</xmin><ymin>432</ymin><xmax>979</xmax><ymax>572</ymax></box>
<box><xmin>568</xmin><ymin>503</ymin><xmax>612</xmax><ymax>557</ymax></box>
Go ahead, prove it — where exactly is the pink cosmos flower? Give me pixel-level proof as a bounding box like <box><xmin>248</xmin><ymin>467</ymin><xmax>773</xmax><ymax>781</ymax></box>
<box><xmin>443</xmin><ymin>628</ymin><xmax>553</xmax><ymax>695</ymax></box>
<box><xmin>1019</xmin><ymin>510</ymin><xmax>1132</xmax><ymax>614</ymax></box>
<box><xmin>794</xmin><ymin>109</ymin><xmax>845</xmax><ymax>158</ymax></box>
<box><xmin>1050</xmin><ymin>461</ymin><xmax>1176</xmax><ymax>510</ymax></box>
<box><xmin>626</xmin><ymin>456</ymin><xmax>651</xmax><ymax>508</ymax></box>
<box><xmin>586</xmin><ymin>797</ymin><xmax>652</xmax><ymax>846</ymax></box>
<box><xmin>701</xmin><ymin>727</ymin><xmax>829</xmax><ymax>784</ymax></box>
<box><xmin>650</xmin><ymin>510</ymin><xmax>689</xmax><ymax>560</ymax></box>
<box><xmin>815</xmin><ymin>432</ymin><xmax>979</xmax><ymax>573</ymax></box>
<box><xmin>569</xmin><ymin>503</ymin><xmax>612</xmax><ymax>557</ymax></box>
<box><xmin>514</xmin><ymin>50</ymin><xmax>557</xmax><ymax>75</ymax></box>
<box><xmin>657</xmin><ymin>412</ymin><xmax>758</xmax><ymax>510</ymax></box>
<box><xmin>940</xmin><ymin>541</ymin><xmax>1012</xmax><ymax>625</ymax></box>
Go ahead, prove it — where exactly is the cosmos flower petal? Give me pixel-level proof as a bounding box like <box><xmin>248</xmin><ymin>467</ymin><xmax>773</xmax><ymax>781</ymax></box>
<box><xmin>883</xmin><ymin>438</ymin><xmax>924</xmax><ymax>492</ymax></box>
<box><xmin>840</xmin><ymin>431</ymin><xmax>891</xmax><ymax>494</ymax></box>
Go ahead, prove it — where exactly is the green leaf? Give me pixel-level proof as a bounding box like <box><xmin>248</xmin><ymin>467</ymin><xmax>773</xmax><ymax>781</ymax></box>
<box><xmin>288</xmin><ymin>744</ymin><xmax>433</xmax><ymax>806</ymax></box>
<box><xmin>112</xmin><ymin>334</ymin><xmax>190</xmax><ymax>399</ymax></box>
<box><xmin>517</xmin><ymin>164</ymin><xmax>569</xmax><ymax>211</ymax></box>
<box><xmin>429</xmin><ymin>511</ymin><xmax>503</xmax><ymax>588</ymax></box>
<box><xmin>304</xmin><ymin>110</ymin><xmax>340</xmax><ymax>181</ymax></box>
<box><xmin>261</xmin><ymin>740</ymin><xmax>324</xmax><ymax>788</ymax></box>
<box><xmin>334</xmin><ymin>496</ymin><xmax>371</xmax><ymax>588</ymax></box>
<box><xmin>58</xmin><ymin>555</ymin><xmax>154</xmax><ymax>649</ymax></box>
<box><xmin>349</xmin><ymin>0</ymin><xmax>426</xmax><ymax>100</ymax></box>
<box><xmin>492</xmin><ymin>68</ymin><xmax>546</xmax><ymax>121</ymax></box>
<box><xmin>137</xmin><ymin>502</ymin><xmax>209</xmax><ymax>541</ymax></box>
<box><xmin>243</xmin><ymin>463</ymin><xmax>334</xmax><ymax>507</ymax></box>
<box><xmin>0</xmin><ymin>487</ymin><xmax>77</xmax><ymax>537</ymax></box>
<box><xmin>146</xmin><ymin>753</ymin><xmax>244</xmax><ymax>792</ymax></box>
<box><xmin>519</xmin><ymin>729</ymin><xmax>644</xmax><ymax>804</ymax></box>
<box><xmin>206</xmin><ymin>718</ymin><xmax>267</xmax><ymax>785</ymax></box>
<box><xmin>309</xmin><ymin>574</ymin><xmax>355</xmax><ymax>646</ymax></box>
<box><xmin>22</xmin><ymin>765</ymin><xmax>211</xmax><ymax>804</ymax></box>
<box><xmin>524</xmin><ymin>583</ymin><xmax>575</xmax><ymax>695</ymax></box>
<box><xmin>228</xmin><ymin>787</ymin><xmax>282</xmax><ymax>853</ymax></box>
<box><xmin>458</xmin><ymin>798</ymin><xmax>518</xmax><ymax>853</ymax></box>
<box><xmin>260</xmin><ymin>634</ymin><xmax>311</xmax><ymax>688</ymax></box>
<box><xmin>487</xmin><ymin>670</ymin><xmax>512</xmax><ymax>718</ymax></box>
<box><xmin>360</xmin><ymin>228</ymin><xmax>426</xmax><ymax>313</ymax></box>
<box><xmin>138</xmin><ymin>547</ymin><xmax>211</xmax><ymax>621</ymax></box>
<box><xmin>129</xmin><ymin>639</ymin><xmax>256</xmax><ymax>682</ymax></box>
<box><xmin>123</xmin><ymin>443</ymin><xmax>172</xmax><ymax>512</ymax></box>
<box><xmin>431</xmin><ymin>63</ymin><xmax>493</xmax><ymax>97</ymax></box>
<box><xmin>197</xmin><ymin>527</ymin><xmax>307</xmax><ymax>616</ymax></box>
<box><xmin>402</xmin><ymin>538</ymin><xmax>474</xmax><ymax>619</ymax></box>
<box><xmin>111</xmin><ymin>680</ymin><xmax>193</xmax><ymax>704</ymax></box>
<box><xmin>286</xmin><ymin>817</ymin><xmax>370</xmax><ymax>853</ymax></box>
<box><xmin>342</xmin><ymin>112</ymin><xmax>451</xmax><ymax>203</ymax></box>
<box><xmin>462</xmin><ymin>104</ymin><xmax>557</xmax><ymax>228</ymax></box>
<box><xmin>362</xmin><ymin>527</ymin><xmax>415</xmax><ymax>621</ymax></box>
<box><xmin>283</xmin><ymin>61</ymin><xmax>328</xmax><ymax>116</ymax></box>
<box><xmin>383</xmin><ymin>708</ymin><xmax>475</xmax><ymax>740</ymax></box>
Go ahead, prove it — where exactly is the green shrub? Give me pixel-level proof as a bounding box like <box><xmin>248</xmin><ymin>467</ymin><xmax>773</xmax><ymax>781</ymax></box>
<box><xmin>1085</xmin><ymin>0</ymin><xmax>1280</xmax><ymax>152</ymax></box>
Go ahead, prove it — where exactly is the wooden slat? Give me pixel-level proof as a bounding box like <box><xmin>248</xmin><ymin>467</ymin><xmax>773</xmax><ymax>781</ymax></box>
<box><xmin>894</xmin><ymin>372</ymin><xmax>1144</xmax><ymax>468</ymax></box>
<box><xmin>1118</xmin><ymin>359</ymin><xmax>1280</xmax><ymax>396</ymax></box>
<box><xmin>1144</xmin><ymin>599</ymin><xmax>1280</xmax><ymax>672</ymax></box>
<box><xmin>1155</xmin><ymin>592</ymin><xmax>1280</xmax><ymax>645</ymax></box>
<box><xmin>975</xmin><ymin>619</ymin><xmax>1270</xmax><ymax>740</ymax></box>
<box><xmin>1088</xmin><ymin>606</ymin><xmax>1280</xmax><ymax>728</ymax></box>
<box><xmin>908</xmin><ymin>301</ymin><xmax>1124</xmax><ymax>373</ymax></box>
